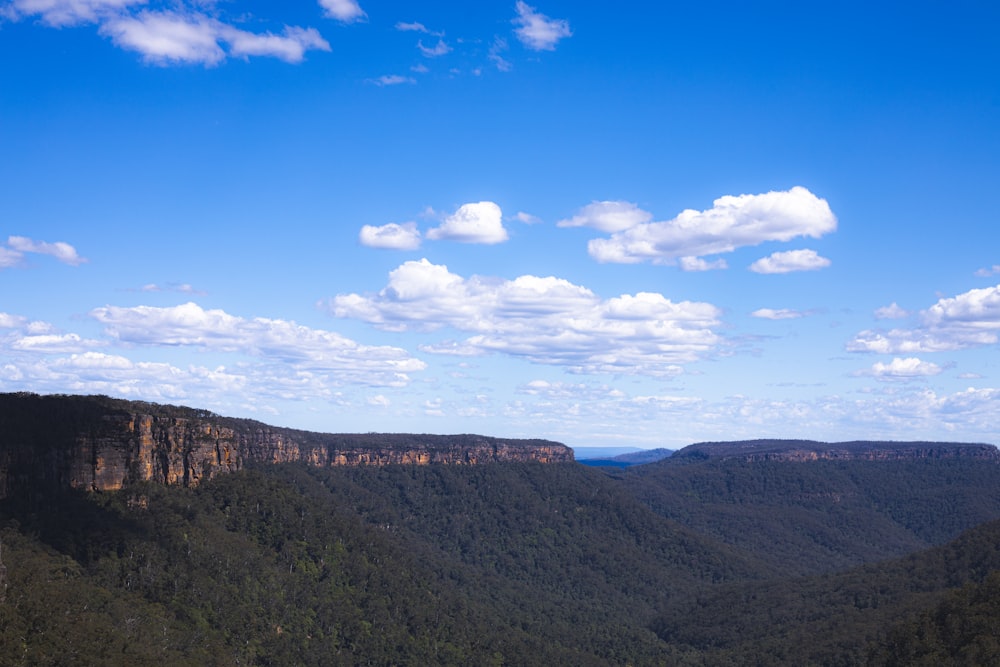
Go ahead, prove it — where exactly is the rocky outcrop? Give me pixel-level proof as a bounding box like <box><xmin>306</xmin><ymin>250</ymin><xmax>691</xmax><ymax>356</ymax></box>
<box><xmin>0</xmin><ymin>393</ymin><xmax>573</xmax><ymax>498</ymax></box>
<box><xmin>672</xmin><ymin>439</ymin><xmax>1000</xmax><ymax>463</ymax></box>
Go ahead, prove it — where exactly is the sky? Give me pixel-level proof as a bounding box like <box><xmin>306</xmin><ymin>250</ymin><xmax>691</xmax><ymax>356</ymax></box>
<box><xmin>2</xmin><ymin>0</ymin><xmax>999</xmax><ymax>449</ymax></box>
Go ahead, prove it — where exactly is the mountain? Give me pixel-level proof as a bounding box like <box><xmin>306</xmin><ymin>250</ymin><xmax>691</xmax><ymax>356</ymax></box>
<box><xmin>672</xmin><ymin>438</ymin><xmax>999</xmax><ymax>462</ymax></box>
<box><xmin>2</xmin><ymin>393</ymin><xmax>1000</xmax><ymax>665</ymax></box>
<box><xmin>0</xmin><ymin>392</ymin><xmax>571</xmax><ymax>499</ymax></box>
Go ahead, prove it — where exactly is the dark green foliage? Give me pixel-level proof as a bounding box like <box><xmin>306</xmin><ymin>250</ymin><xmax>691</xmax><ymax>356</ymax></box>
<box><xmin>2</xmin><ymin>397</ymin><xmax>1000</xmax><ymax>666</ymax></box>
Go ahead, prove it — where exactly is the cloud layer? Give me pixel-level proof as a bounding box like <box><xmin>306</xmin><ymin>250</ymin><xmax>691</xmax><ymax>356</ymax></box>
<box><xmin>324</xmin><ymin>259</ymin><xmax>721</xmax><ymax>375</ymax></box>
<box><xmin>849</xmin><ymin>284</ymin><xmax>1000</xmax><ymax>354</ymax></box>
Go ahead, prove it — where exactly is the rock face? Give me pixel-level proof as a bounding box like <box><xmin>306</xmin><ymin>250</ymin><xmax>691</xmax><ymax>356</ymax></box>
<box><xmin>671</xmin><ymin>439</ymin><xmax>1000</xmax><ymax>463</ymax></box>
<box><xmin>0</xmin><ymin>393</ymin><xmax>573</xmax><ymax>498</ymax></box>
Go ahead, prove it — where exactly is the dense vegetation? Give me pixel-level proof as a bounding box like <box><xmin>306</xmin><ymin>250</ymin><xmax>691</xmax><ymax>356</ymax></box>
<box><xmin>2</xmin><ymin>395</ymin><xmax>1000</xmax><ymax>665</ymax></box>
<box><xmin>2</xmin><ymin>456</ymin><xmax>1000</xmax><ymax>665</ymax></box>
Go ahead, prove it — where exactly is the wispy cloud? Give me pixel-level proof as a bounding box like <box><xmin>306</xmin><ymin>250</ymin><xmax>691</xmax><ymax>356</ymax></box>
<box><xmin>417</xmin><ymin>39</ymin><xmax>452</xmax><ymax>58</ymax></box>
<box><xmin>488</xmin><ymin>37</ymin><xmax>512</xmax><ymax>72</ymax></box>
<box><xmin>848</xmin><ymin>283</ymin><xmax>1000</xmax><ymax>353</ymax></box>
<box><xmin>586</xmin><ymin>187</ymin><xmax>837</xmax><ymax>266</ymax></box>
<box><xmin>370</xmin><ymin>74</ymin><xmax>416</xmax><ymax>86</ymax></box>
<box><xmin>6</xmin><ymin>0</ymin><xmax>143</xmax><ymax>27</ymax></box>
<box><xmin>513</xmin><ymin>1</ymin><xmax>571</xmax><ymax>51</ymax></box>
<box><xmin>751</xmin><ymin>308</ymin><xmax>805</xmax><ymax>320</ymax></box>
<box><xmin>2</xmin><ymin>235</ymin><xmax>86</xmax><ymax>267</ymax></box>
<box><xmin>975</xmin><ymin>264</ymin><xmax>1000</xmax><ymax>277</ymax></box>
<box><xmin>557</xmin><ymin>200</ymin><xmax>652</xmax><ymax>233</ymax></box>
<box><xmin>324</xmin><ymin>259</ymin><xmax>721</xmax><ymax>376</ymax></box>
<box><xmin>874</xmin><ymin>302</ymin><xmax>909</xmax><ymax>319</ymax></box>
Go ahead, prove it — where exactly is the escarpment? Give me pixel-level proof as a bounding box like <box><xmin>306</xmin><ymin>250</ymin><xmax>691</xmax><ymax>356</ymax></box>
<box><xmin>0</xmin><ymin>393</ymin><xmax>573</xmax><ymax>498</ymax></box>
<box><xmin>672</xmin><ymin>438</ymin><xmax>1000</xmax><ymax>463</ymax></box>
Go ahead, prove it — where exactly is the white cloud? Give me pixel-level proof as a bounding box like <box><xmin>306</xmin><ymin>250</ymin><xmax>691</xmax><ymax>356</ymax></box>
<box><xmin>557</xmin><ymin>200</ymin><xmax>652</xmax><ymax>233</ymax></box>
<box><xmin>370</xmin><ymin>74</ymin><xmax>416</xmax><ymax>86</ymax></box>
<box><xmin>324</xmin><ymin>259</ymin><xmax>722</xmax><ymax>376</ymax></box>
<box><xmin>679</xmin><ymin>256</ymin><xmax>728</xmax><ymax>272</ymax></box>
<box><xmin>849</xmin><ymin>283</ymin><xmax>1000</xmax><ymax>353</ymax></box>
<box><xmin>10</xmin><ymin>333</ymin><xmax>105</xmax><ymax>354</ymax></box>
<box><xmin>875</xmin><ymin>302</ymin><xmax>909</xmax><ymax>319</ymax></box>
<box><xmin>749</xmin><ymin>248</ymin><xmax>831</xmax><ymax>274</ymax></box>
<box><xmin>5</xmin><ymin>235</ymin><xmax>86</xmax><ymax>266</ymax></box>
<box><xmin>358</xmin><ymin>222</ymin><xmax>421</xmax><ymax>250</ymax></box>
<box><xmin>100</xmin><ymin>11</ymin><xmax>330</xmax><ymax>65</ymax></box>
<box><xmin>89</xmin><ymin>302</ymin><xmax>425</xmax><ymax>384</ymax></box>
<box><xmin>417</xmin><ymin>39</ymin><xmax>451</xmax><ymax>57</ymax></box>
<box><xmin>8</xmin><ymin>0</ymin><xmax>143</xmax><ymax>26</ymax></box>
<box><xmin>319</xmin><ymin>0</ymin><xmax>365</xmax><ymax>23</ymax></box>
<box><xmin>587</xmin><ymin>187</ymin><xmax>837</xmax><ymax>265</ymax></box>
<box><xmin>488</xmin><ymin>37</ymin><xmax>512</xmax><ymax>72</ymax></box>
<box><xmin>395</xmin><ymin>21</ymin><xmax>427</xmax><ymax>32</ymax></box>
<box><xmin>513</xmin><ymin>1</ymin><xmax>571</xmax><ymax>51</ymax></box>
<box><xmin>426</xmin><ymin>201</ymin><xmax>509</xmax><ymax>244</ymax></box>
<box><xmin>751</xmin><ymin>308</ymin><xmax>804</xmax><ymax>320</ymax></box>
<box><xmin>514</xmin><ymin>211</ymin><xmax>542</xmax><ymax>224</ymax></box>
<box><xmin>0</xmin><ymin>313</ymin><xmax>28</xmax><ymax>329</ymax></box>
<box><xmin>866</xmin><ymin>357</ymin><xmax>942</xmax><ymax>381</ymax></box>
<box><xmin>975</xmin><ymin>264</ymin><xmax>1000</xmax><ymax>278</ymax></box>
<box><xmin>367</xmin><ymin>394</ymin><xmax>390</xmax><ymax>407</ymax></box>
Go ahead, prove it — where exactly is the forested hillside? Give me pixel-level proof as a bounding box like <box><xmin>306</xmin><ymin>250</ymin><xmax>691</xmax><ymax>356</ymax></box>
<box><xmin>2</xmin><ymin>396</ymin><xmax>1000</xmax><ymax>665</ymax></box>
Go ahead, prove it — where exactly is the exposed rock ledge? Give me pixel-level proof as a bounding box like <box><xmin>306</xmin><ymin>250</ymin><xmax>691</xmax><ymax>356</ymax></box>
<box><xmin>0</xmin><ymin>393</ymin><xmax>573</xmax><ymax>498</ymax></box>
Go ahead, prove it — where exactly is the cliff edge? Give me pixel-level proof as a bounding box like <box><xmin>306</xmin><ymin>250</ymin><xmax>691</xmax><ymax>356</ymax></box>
<box><xmin>0</xmin><ymin>393</ymin><xmax>573</xmax><ymax>498</ymax></box>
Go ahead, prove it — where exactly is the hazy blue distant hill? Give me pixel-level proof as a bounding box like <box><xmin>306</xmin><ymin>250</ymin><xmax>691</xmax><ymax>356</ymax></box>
<box><xmin>578</xmin><ymin>447</ymin><xmax>674</xmax><ymax>468</ymax></box>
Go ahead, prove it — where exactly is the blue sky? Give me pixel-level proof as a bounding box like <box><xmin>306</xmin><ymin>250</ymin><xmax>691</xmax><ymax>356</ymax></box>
<box><xmin>2</xmin><ymin>0</ymin><xmax>999</xmax><ymax>448</ymax></box>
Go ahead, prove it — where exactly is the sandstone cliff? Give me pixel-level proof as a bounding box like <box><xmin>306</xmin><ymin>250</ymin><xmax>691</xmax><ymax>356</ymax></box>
<box><xmin>0</xmin><ymin>393</ymin><xmax>573</xmax><ymax>498</ymax></box>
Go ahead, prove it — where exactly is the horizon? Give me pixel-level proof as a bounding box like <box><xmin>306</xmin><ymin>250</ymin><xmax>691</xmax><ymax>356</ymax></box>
<box><xmin>2</xmin><ymin>1</ymin><xmax>999</xmax><ymax>448</ymax></box>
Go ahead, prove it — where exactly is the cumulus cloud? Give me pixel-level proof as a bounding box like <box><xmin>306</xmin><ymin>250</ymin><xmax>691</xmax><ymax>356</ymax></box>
<box><xmin>587</xmin><ymin>187</ymin><xmax>836</xmax><ymax>266</ymax></box>
<box><xmin>848</xmin><ymin>283</ymin><xmax>1000</xmax><ymax>354</ymax></box>
<box><xmin>319</xmin><ymin>0</ymin><xmax>365</xmax><ymax>23</ymax></box>
<box><xmin>3</xmin><ymin>235</ymin><xmax>86</xmax><ymax>267</ymax></box>
<box><xmin>100</xmin><ymin>11</ymin><xmax>330</xmax><ymax>65</ymax></box>
<box><xmin>323</xmin><ymin>259</ymin><xmax>722</xmax><ymax>376</ymax></box>
<box><xmin>749</xmin><ymin>249</ymin><xmax>831</xmax><ymax>274</ymax></box>
<box><xmin>513</xmin><ymin>1</ymin><xmax>571</xmax><ymax>51</ymax></box>
<box><xmin>865</xmin><ymin>357</ymin><xmax>942</xmax><ymax>381</ymax></box>
<box><xmin>557</xmin><ymin>200</ymin><xmax>653</xmax><ymax>233</ymax></box>
<box><xmin>751</xmin><ymin>308</ymin><xmax>804</xmax><ymax>320</ymax></box>
<box><xmin>359</xmin><ymin>222</ymin><xmax>421</xmax><ymax>250</ymax></box>
<box><xmin>90</xmin><ymin>302</ymin><xmax>425</xmax><ymax>384</ymax></box>
<box><xmin>426</xmin><ymin>202</ymin><xmax>509</xmax><ymax>244</ymax></box>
